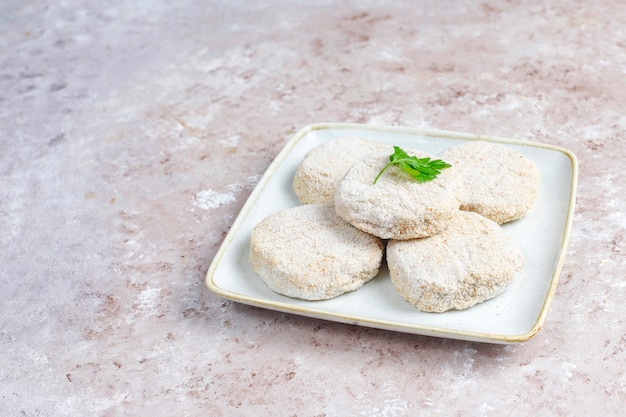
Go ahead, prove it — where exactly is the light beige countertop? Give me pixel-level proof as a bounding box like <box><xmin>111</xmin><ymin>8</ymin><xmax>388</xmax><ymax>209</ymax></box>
<box><xmin>1</xmin><ymin>1</ymin><xmax>625</xmax><ymax>415</ymax></box>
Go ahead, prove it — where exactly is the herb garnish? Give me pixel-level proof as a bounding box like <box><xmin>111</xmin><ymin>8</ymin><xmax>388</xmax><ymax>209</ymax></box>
<box><xmin>373</xmin><ymin>146</ymin><xmax>452</xmax><ymax>184</ymax></box>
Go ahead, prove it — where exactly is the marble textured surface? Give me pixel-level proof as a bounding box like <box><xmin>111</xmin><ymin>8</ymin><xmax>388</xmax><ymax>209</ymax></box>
<box><xmin>1</xmin><ymin>0</ymin><xmax>625</xmax><ymax>415</ymax></box>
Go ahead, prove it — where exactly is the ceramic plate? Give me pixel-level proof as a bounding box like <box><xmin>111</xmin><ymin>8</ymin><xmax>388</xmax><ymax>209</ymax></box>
<box><xmin>205</xmin><ymin>123</ymin><xmax>578</xmax><ymax>343</ymax></box>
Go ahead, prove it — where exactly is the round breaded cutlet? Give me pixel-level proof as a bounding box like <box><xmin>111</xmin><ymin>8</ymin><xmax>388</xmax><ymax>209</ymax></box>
<box><xmin>442</xmin><ymin>141</ymin><xmax>540</xmax><ymax>224</ymax></box>
<box><xmin>293</xmin><ymin>137</ymin><xmax>391</xmax><ymax>204</ymax></box>
<box><xmin>387</xmin><ymin>211</ymin><xmax>525</xmax><ymax>313</ymax></box>
<box><xmin>334</xmin><ymin>151</ymin><xmax>461</xmax><ymax>240</ymax></box>
<box><xmin>249</xmin><ymin>204</ymin><xmax>385</xmax><ymax>300</ymax></box>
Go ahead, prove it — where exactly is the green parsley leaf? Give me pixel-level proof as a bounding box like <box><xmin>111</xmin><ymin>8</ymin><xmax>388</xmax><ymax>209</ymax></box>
<box><xmin>373</xmin><ymin>146</ymin><xmax>452</xmax><ymax>184</ymax></box>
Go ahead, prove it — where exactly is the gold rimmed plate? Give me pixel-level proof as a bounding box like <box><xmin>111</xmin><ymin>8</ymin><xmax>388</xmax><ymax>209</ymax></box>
<box><xmin>206</xmin><ymin>123</ymin><xmax>578</xmax><ymax>343</ymax></box>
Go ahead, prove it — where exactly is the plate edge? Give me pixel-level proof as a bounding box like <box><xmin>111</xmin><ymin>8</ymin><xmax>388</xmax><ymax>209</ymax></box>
<box><xmin>205</xmin><ymin>124</ymin><xmax>312</xmax><ymax>296</ymax></box>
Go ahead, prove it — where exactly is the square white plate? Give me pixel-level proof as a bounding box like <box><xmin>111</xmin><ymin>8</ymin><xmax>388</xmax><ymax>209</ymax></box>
<box><xmin>206</xmin><ymin>123</ymin><xmax>578</xmax><ymax>343</ymax></box>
